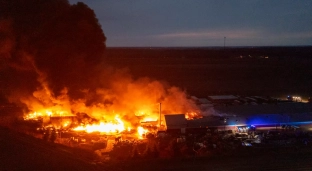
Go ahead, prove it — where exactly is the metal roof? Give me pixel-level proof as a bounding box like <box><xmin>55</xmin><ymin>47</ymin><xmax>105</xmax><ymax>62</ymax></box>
<box><xmin>208</xmin><ymin>95</ymin><xmax>238</xmax><ymax>100</ymax></box>
<box><xmin>164</xmin><ymin>114</ymin><xmax>187</xmax><ymax>129</ymax></box>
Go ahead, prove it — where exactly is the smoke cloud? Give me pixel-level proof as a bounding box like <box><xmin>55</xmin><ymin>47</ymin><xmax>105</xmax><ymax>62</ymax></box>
<box><xmin>0</xmin><ymin>0</ymin><xmax>199</xmax><ymax>124</ymax></box>
<box><xmin>0</xmin><ymin>0</ymin><xmax>106</xmax><ymax>100</ymax></box>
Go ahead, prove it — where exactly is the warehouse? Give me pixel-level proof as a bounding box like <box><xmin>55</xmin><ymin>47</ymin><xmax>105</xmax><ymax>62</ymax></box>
<box><xmin>164</xmin><ymin>102</ymin><xmax>312</xmax><ymax>134</ymax></box>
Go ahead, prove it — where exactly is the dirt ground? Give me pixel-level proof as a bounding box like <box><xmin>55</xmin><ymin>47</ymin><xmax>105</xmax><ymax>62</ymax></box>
<box><xmin>0</xmin><ymin>126</ymin><xmax>101</xmax><ymax>171</ymax></box>
<box><xmin>2</xmin><ymin>125</ymin><xmax>312</xmax><ymax>171</ymax></box>
<box><xmin>101</xmin><ymin>147</ymin><xmax>312</xmax><ymax>171</ymax></box>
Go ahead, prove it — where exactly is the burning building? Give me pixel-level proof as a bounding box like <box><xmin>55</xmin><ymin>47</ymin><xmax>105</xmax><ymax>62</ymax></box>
<box><xmin>163</xmin><ymin>102</ymin><xmax>312</xmax><ymax>136</ymax></box>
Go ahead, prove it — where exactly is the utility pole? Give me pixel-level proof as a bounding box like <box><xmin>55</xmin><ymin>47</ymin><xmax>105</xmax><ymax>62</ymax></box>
<box><xmin>224</xmin><ymin>37</ymin><xmax>226</xmax><ymax>48</ymax></box>
<box><xmin>159</xmin><ymin>103</ymin><xmax>161</xmax><ymax>128</ymax></box>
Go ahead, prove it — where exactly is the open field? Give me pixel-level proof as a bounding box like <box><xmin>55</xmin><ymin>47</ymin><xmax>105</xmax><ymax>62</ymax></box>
<box><xmin>104</xmin><ymin>47</ymin><xmax>312</xmax><ymax>98</ymax></box>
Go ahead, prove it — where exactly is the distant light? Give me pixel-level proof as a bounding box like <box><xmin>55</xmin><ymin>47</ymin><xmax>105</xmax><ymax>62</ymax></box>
<box><xmin>293</xmin><ymin>96</ymin><xmax>302</xmax><ymax>102</ymax></box>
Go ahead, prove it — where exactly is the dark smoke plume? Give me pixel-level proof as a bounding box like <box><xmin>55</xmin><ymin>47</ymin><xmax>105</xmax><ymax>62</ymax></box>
<box><xmin>0</xmin><ymin>0</ymin><xmax>106</xmax><ymax>103</ymax></box>
<box><xmin>0</xmin><ymin>0</ymin><xmax>200</xmax><ymax>123</ymax></box>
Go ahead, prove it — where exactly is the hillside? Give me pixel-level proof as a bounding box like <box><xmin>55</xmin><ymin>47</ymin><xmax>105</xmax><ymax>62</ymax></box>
<box><xmin>0</xmin><ymin>126</ymin><xmax>100</xmax><ymax>171</ymax></box>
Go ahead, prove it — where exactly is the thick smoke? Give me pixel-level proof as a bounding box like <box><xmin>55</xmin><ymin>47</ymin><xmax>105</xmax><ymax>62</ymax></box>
<box><xmin>0</xmin><ymin>0</ymin><xmax>106</xmax><ymax>102</ymax></box>
<box><xmin>0</xmin><ymin>0</ymin><xmax>200</xmax><ymax>123</ymax></box>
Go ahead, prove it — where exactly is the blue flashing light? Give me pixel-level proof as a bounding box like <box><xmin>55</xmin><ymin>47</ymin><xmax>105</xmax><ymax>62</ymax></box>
<box><xmin>246</xmin><ymin>114</ymin><xmax>287</xmax><ymax>126</ymax></box>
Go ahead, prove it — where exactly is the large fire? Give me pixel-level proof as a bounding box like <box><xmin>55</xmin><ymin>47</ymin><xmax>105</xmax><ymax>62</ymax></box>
<box><xmin>0</xmin><ymin>0</ymin><xmax>203</xmax><ymax>156</ymax></box>
<box><xmin>23</xmin><ymin>108</ymin><xmax>158</xmax><ymax>139</ymax></box>
<box><xmin>21</xmin><ymin>75</ymin><xmax>201</xmax><ymax>140</ymax></box>
<box><xmin>22</xmin><ymin>95</ymin><xmax>200</xmax><ymax>139</ymax></box>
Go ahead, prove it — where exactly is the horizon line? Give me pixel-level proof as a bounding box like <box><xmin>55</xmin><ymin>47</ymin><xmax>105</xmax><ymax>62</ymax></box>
<box><xmin>106</xmin><ymin>45</ymin><xmax>312</xmax><ymax>49</ymax></box>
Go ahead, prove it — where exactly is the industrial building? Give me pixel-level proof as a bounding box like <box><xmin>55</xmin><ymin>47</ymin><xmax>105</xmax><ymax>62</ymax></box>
<box><xmin>164</xmin><ymin>101</ymin><xmax>312</xmax><ymax>135</ymax></box>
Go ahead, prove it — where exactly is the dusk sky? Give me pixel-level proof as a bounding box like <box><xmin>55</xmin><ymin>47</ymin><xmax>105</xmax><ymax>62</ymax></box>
<box><xmin>68</xmin><ymin>0</ymin><xmax>312</xmax><ymax>47</ymax></box>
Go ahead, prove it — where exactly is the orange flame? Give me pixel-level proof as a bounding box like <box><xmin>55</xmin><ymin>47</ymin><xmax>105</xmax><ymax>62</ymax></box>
<box><xmin>73</xmin><ymin>115</ymin><xmax>125</xmax><ymax>134</ymax></box>
<box><xmin>137</xmin><ymin>126</ymin><xmax>149</xmax><ymax>139</ymax></box>
<box><xmin>21</xmin><ymin>73</ymin><xmax>201</xmax><ymax>139</ymax></box>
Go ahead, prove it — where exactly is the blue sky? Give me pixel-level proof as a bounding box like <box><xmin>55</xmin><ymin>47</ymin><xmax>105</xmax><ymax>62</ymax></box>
<box><xmin>68</xmin><ymin>0</ymin><xmax>312</xmax><ymax>47</ymax></box>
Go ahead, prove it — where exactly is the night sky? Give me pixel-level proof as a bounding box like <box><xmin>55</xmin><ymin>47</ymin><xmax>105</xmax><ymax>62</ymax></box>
<box><xmin>68</xmin><ymin>0</ymin><xmax>312</xmax><ymax>47</ymax></box>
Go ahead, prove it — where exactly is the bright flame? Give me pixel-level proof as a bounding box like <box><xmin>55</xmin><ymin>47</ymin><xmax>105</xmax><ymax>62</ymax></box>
<box><xmin>23</xmin><ymin>112</ymin><xmax>43</xmax><ymax>120</ymax></box>
<box><xmin>21</xmin><ymin>77</ymin><xmax>201</xmax><ymax>140</ymax></box>
<box><xmin>137</xmin><ymin>126</ymin><xmax>149</xmax><ymax>139</ymax></box>
<box><xmin>141</xmin><ymin>116</ymin><xmax>158</xmax><ymax>122</ymax></box>
<box><xmin>24</xmin><ymin>110</ymin><xmax>73</xmax><ymax>120</ymax></box>
<box><xmin>185</xmin><ymin>112</ymin><xmax>201</xmax><ymax>120</ymax></box>
<box><xmin>73</xmin><ymin>115</ymin><xmax>125</xmax><ymax>134</ymax></box>
<box><xmin>63</xmin><ymin>121</ymin><xmax>70</xmax><ymax>127</ymax></box>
